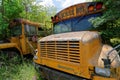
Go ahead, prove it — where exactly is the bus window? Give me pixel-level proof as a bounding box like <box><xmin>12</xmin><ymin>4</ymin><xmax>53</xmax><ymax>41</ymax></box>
<box><xmin>24</xmin><ymin>24</ymin><xmax>37</xmax><ymax>36</ymax></box>
<box><xmin>29</xmin><ymin>25</ymin><xmax>37</xmax><ymax>35</ymax></box>
<box><xmin>11</xmin><ymin>24</ymin><xmax>22</xmax><ymax>36</ymax></box>
<box><xmin>54</xmin><ymin>23</ymin><xmax>71</xmax><ymax>34</ymax></box>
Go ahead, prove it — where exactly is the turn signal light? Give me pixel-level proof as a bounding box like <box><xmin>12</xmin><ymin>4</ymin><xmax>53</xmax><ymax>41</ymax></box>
<box><xmin>51</xmin><ymin>16</ymin><xmax>59</xmax><ymax>22</ymax></box>
<box><xmin>88</xmin><ymin>5</ymin><xmax>94</xmax><ymax>12</ymax></box>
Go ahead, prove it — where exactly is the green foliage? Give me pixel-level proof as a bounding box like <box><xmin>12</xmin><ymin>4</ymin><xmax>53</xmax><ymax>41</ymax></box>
<box><xmin>0</xmin><ymin>62</ymin><xmax>41</xmax><ymax>80</ymax></box>
<box><xmin>3</xmin><ymin>0</ymin><xmax>24</xmax><ymax>19</ymax></box>
<box><xmin>0</xmin><ymin>0</ymin><xmax>24</xmax><ymax>39</ymax></box>
<box><xmin>0</xmin><ymin>52</ymin><xmax>42</xmax><ymax>80</ymax></box>
<box><xmin>90</xmin><ymin>0</ymin><xmax>120</xmax><ymax>46</ymax></box>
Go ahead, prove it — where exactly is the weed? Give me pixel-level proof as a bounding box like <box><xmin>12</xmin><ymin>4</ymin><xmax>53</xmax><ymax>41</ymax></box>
<box><xmin>0</xmin><ymin>52</ymin><xmax>42</xmax><ymax>80</ymax></box>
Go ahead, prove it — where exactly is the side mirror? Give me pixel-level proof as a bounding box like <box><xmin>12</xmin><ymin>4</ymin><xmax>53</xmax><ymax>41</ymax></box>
<box><xmin>102</xmin><ymin>58</ymin><xmax>111</xmax><ymax>68</ymax></box>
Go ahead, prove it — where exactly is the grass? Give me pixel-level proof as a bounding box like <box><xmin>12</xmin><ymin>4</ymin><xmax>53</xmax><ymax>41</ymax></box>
<box><xmin>0</xmin><ymin>53</ymin><xmax>42</xmax><ymax>80</ymax></box>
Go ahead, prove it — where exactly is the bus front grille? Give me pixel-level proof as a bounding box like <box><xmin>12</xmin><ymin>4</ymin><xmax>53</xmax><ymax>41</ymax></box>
<box><xmin>40</xmin><ymin>41</ymin><xmax>80</xmax><ymax>64</ymax></box>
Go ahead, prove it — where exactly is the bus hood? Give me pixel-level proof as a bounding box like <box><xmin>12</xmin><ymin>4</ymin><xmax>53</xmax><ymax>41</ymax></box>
<box><xmin>39</xmin><ymin>31</ymin><xmax>99</xmax><ymax>43</ymax></box>
<box><xmin>0</xmin><ymin>43</ymin><xmax>17</xmax><ymax>49</ymax></box>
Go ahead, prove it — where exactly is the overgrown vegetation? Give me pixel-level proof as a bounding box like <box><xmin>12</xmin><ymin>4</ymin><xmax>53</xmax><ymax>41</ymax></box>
<box><xmin>91</xmin><ymin>0</ymin><xmax>120</xmax><ymax>46</ymax></box>
<box><xmin>0</xmin><ymin>53</ymin><xmax>42</xmax><ymax>80</ymax></box>
<box><xmin>0</xmin><ymin>0</ymin><xmax>56</xmax><ymax>39</ymax></box>
<box><xmin>0</xmin><ymin>0</ymin><xmax>55</xmax><ymax>79</ymax></box>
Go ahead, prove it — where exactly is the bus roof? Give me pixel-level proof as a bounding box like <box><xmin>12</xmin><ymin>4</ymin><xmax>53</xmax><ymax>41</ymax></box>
<box><xmin>51</xmin><ymin>2</ymin><xmax>105</xmax><ymax>23</ymax></box>
<box><xmin>9</xmin><ymin>18</ymin><xmax>42</xmax><ymax>28</ymax></box>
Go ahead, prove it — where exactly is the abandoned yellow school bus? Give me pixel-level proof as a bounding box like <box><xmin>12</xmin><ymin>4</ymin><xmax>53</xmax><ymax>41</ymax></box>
<box><xmin>33</xmin><ymin>2</ymin><xmax>120</xmax><ymax>80</ymax></box>
<box><xmin>0</xmin><ymin>18</ymin><xmax>45</xmax><ymax>56</ymax></box>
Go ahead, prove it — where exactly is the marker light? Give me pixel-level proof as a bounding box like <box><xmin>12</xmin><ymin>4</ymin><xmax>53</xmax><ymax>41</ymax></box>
<box><xmin>96</xmin><ymin>2</ymin><xmax>103</xmax><ymax>10</ymax></box>
<box><xmin>51</xmin><ymin>16</ymin><xmax>55</xmax><ymax>22</ymax></box>
<box><xmin>88</xmin><ymin>5</ymin><xmax>94</xmax><ymax>12</ymax></box>
<box><xmin>55</xmin><ymin>16</ymin><xmax>59</xmax><ymax>21</ymax></box>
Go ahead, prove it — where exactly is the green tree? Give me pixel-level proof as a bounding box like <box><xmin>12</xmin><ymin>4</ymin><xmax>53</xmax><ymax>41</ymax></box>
<box><xmin>90</xmin><ymin>0</ymin><xmax>120</xmax><ymax>46</ymax></box>
<box><xmin>20</xmin><ymin>0</ymin><xmax>56</xmax><ymax>28</ymax></box>
<box><xmin>0</xmin><ymin>0</ymin><xmax>24</xmax><ymax>39</ymax></box>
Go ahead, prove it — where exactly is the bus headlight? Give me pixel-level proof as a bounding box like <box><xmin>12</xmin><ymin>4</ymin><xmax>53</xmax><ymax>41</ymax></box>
<box><xmin>33</xmin><ymin>55</ymin><xmax>38</xmax><ymax>60</ymax></box>
<box><xmin>33</xmin><ymin>49</ymin><xmax>38</xmax><ymax>60</ymax></box>
<box><xmin>95</xmin><ymin>67</ymin><xmax>110</xmax><ymax>77</ymax></box>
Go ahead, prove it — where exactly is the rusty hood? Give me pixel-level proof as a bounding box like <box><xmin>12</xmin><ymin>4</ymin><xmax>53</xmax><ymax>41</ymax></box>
<box><xmin>39</xmin><ymin>31</ymin><xmax>99</xmax><ymax>43</ymax></box>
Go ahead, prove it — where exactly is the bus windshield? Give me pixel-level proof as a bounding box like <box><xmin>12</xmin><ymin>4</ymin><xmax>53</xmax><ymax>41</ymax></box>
<box><xmin>52</xmin><ymin>2</ymin><xmax>105</xmax><ymax>34</ymax></box>
<box><xmin>53</xmin><ymin>13</ymin><xmax>101</xmax><ymax>34</ymax></box>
